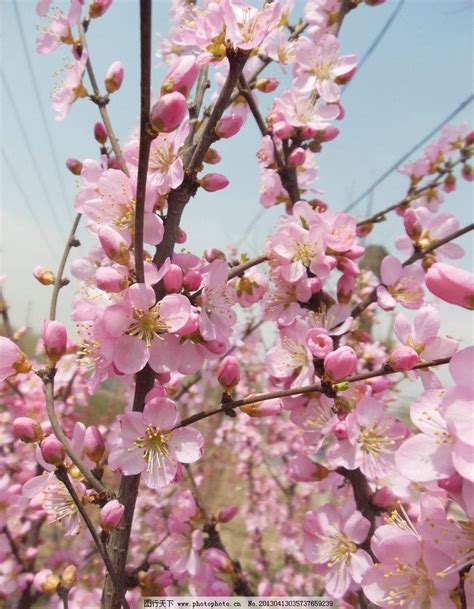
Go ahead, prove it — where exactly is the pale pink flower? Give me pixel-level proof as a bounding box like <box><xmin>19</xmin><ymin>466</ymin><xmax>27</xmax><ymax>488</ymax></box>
<box><xmin>52</xmin><ymin>50</ymin><xmax>89</xmax><ymax>121</ymax></box>
<box><xmin>293</xmin><ymin>34</ymin><xmax>357</xmax><ymax>102</ymax></box>
<box><xmin>377</xmin><ymin>256</ymin><xmax>424</xmax><ymax>310</ymax></box>
<box><xmin>100</xmin><ymin>283</ymin><xmax>192</xmax><ymax>375</ymax></box>
<box><xmin>303</xmin><ymin>503</ymin><xmax>373</xmax><ymax>598</ymax></box>
<box><xmin>164</xmin><ymin>524</ymin><xmax>203</xmax><ymax>576</ymax></box>
<box><xmin>265</xmin><ymin>320</ymin><xmax>315</xmax><ymax>387</ymax></box>
<box><xmin>198</xmin><ymin>261</ymin><xmax>236</xmax><ymax>342</ymax></box>
<box><xmin>222</xmin><ymin>0</ymin><xmax>281</xmax><ymax>51</ymax></box>
<box><xmin>108</xmin><ymin>397</ymin><xmax>203</xmax><ymax>489</ymax></box>
<box><xmin>0</xmin><ymin>338</ymin><xmax>31</xmax><ymax>381</ymax></box>
<box><xmin>271</xmin><ymin>90</ymin><xmax>340</xmax><ymax>130</ymax></box>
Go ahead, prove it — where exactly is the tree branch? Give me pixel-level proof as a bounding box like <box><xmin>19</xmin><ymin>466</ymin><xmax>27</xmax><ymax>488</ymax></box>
<box><xmin>175</xmin><ymin>357</ymin><xmax>451</xmax><ymax>429</ymax></box>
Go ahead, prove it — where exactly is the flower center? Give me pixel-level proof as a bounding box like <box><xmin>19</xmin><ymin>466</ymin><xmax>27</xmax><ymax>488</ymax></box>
<box><xmin>293</xmin><ymin>242</ymin><xmax>315</xmax><ymax>266</ymax></box>
<box><xmin>132</xmin><ymin>425</ymin><xmax>173</xmax><ymax>474</ymax></box>
<box><xmin>127</xmin><ymin>305</ymin><xmax>168</xmax><ymax>346</ymax></box>
<box><xmin>327</xmin><ymin>532</ymin><xmax>357</xmax><ymax>567</ymax></box>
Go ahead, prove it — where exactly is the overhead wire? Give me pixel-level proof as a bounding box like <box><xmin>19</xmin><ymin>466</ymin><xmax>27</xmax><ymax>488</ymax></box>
<box><xmin>2</xmin><ymin>149</ymin><xmax>59</xmax><ymax>260</ymax></box>
<box><xmin>12</xmin><ymin>0</ymin><xmax>72</xmax><ymax>223</ymax></box>
<box><xmin>343</xmin><ymin>93</ymin><xmax>474</xmax><ymax>213</ymax></box>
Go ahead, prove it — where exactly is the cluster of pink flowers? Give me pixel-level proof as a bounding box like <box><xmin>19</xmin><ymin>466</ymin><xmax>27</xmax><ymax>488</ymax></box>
<box><xmin>0</xmin><ymin>0</ymin><xmax>473</xmax><ymax>606</ymax></box>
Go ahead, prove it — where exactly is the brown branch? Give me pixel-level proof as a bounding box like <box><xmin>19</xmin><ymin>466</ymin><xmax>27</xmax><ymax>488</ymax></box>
<box><xmin>0</xmin><ymin>288</ymin><xmax>14</xmax><ymax>339</ymax></box>
<box><xmin>228</xmin><ymin>254</ymin><xmax>268</xmax><ymax>279</ymax></box>
<box><xmin>49</xmin><ymin>213</ymin><xmax>81</xmax><ymax>321</ymax></box>
<box><xmin>54</xmin><ymin>467</ymin><xmax>129</xmax><ymax>609</ymax></box>
<box><xmin>134</xmin><ymin>0</ymin><xmax>153</xmax><ymax>284</ymax></box>
<box><xmin>175</xmin><ymin>357</ymin><xmax>451</xmax><ymax>429</ymax></box>
<box><xmin>185</xmin><ymin>465</ymin><xmax>255</xmax><ymax>596</ymax></box>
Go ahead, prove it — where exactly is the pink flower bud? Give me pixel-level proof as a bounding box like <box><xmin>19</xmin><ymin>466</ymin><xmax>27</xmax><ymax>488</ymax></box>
<box><xmin>204</xmin><ymin>248</ymin><xmax>226</xmax><ymax>262</ymax></box>
<box><xmin>163</xmin><ymin>264</ymin><xmax>183</xmax><ymax>294</ymax></box>
<box><xmin>25</xmin><ymin>547</ymin><xmax>38</xmax><ymax>561</ymax></box>
<box><xmin>365</xmin><ymin>0</ymin><xmax>385</xmax><ymax>5</ymax></box>
<box><xmin>183</xmin><ymin>269</ymin><xmax>201</xmax><ymax>291</ymax></box>
<box><xmin>89</xmin><ymin>0</ymin><xmax>113</xmax><ymax>18</ymax></box>
<box><xmin>33</xmin><ymin>265</ymin><xmax>55</xmax><ymax>286</ymax></box>
<box><xmin>94</xmin><ymin>122</ymin><xmax>107</xmax><ymax>145</ymax></box>
<box><xmin>13</xmin><ymin>417</ymin><xmax>43</xmax><ymax>443</ymax></box>
<box><xmin>306</xmin><ymin>328</ymin><xmax>333</xmax><ymax>359</ymax></box>
<box><xmin>288</xmin><ymin>147</ymin><xmax>306</xmax><ymax>167</ymax></box>
<box><xmin>98</xmin><ymin>225</ymin><xmax>130</xmax><ymax>266</ymax></box>
<box><xmin>218</xmin><ymin>505</ymin><xmax>238</xmax><ymax>523</ymax></box>
<box><xmin>40</xmin><ymin>435</ymin><xmax>66</xmax><ymax>465</ymax></box>
<box><xmin>217</xmin><ymin>356</ymin><xmax>240</xmax><ymax>391</ymax></box>
<box><xmin>289</xmin><ymin>454</ymin><xmax>329</xmax><ymax>482</ymax></box>
<box><xmin>65</xmin><ymin>158</ymin><xmax>83</xmax><ymax>176</ymax></box>
<box><xmin>84</xmin><ymin>426</ymin><xmax>105</xmax><ymax>462</ymax></box>
<box><xmin>95</xmin><ymin>267</ymin><xmax>128</xmax><ymax>293</ymax></box>
<box><xmin>333</xmin><ymin>421</ymin><xmax>348</xmax><ymax>440</ymax></box>
<box><xmin>403</xmin><ymin>208</ymin><xmax>423</xmax><ymax>240</ymax></box>
<box><xmin>426</xmin><ymin>263</ymin><xmax>474</xmax><ymax>310</ymax></box>
<box><xmin>324</xmin><ymin>346</ymin><xmax>357</xmax><ymax>380</ymax></box>
<box><xmin>437</xmin><ymin>472</ymin><xmax>463</xmax><ymax>493</ymax></box>
<box><xmin>337</xmin><ymin>274</ymin><xmax>355</xmax><ymax>304</ymax></box>
<box><xmin>206</xmin><ymin>548</ymin><xmax>233</xmax><ymax>572</ymax></box>
<box><xmin>240</xmin><ymin>398</ymin><xmax>282</xmax><ymax>417</ymax></box>
<box><xmin>215</xmin><ymin>114</ymin><xmax>244</xmax><ymax>139</ymax></box>
<box><xmin>0</xmin><ymin>337</ymin><xmax>32</xmax><ymax>381</ymax></box>
<box><xmin>388</xmin><ymin>345</ymin><xmax>420</xmax><ymax>371</ymax></box>
<box><xmin>100</xmin><ymin>499</ymin><xmax>125</xmax><ymax>532</ymax></box>
<box><xmin>161</xmin><ymin>55</ymin><xmax>199</xmax><ymax>98</ymax></box>
<box><xmin>200</xmin><ymin>173</ymin><xmax>229</xmax><ymax>192</ymax></box>
<box><xmin>442</xmin><ymin>173</ymin><xmax>456</xmax><ymax>193</ymax></box>
<box><xmin>150</xmin><ymin>92</ymin><xmax>187</xmax><ymax>133</ymax></box>
<box><xmin>104</xmin><ymin>61</ymin><xmax>124</xmax><ymax>94</ymax></box>
<box><xmin>255</xmin><ymin>77</ymin><xmax>279</xmax><ymax>93</ymax></box>
<box><xmin>372</xmin><ymin>486</ymin><xmax>396</xmax><ymax>508</ymax></box>
<box><xmin>462</xmin><ymin>163</ymin><xmax>473</xmax><ymax>182</ymax></box>
<box><xmin>335</xmin><ymin>66</ymin><xmax>356</xmax><ymax>85</ymax></box>
<box><xmin>203</xmin><ymin>148</ymin><xmax>222</xmax><ymax>164</ymax></box>
<box><xmin>42</xmin><ymin>320</ymin><xmax>67</xmax><ymax>364</ymax></box>
<box><xmin>272</xmin><ymin>121</ymin><xmax>292</xmax><ymax>139</ymax></box>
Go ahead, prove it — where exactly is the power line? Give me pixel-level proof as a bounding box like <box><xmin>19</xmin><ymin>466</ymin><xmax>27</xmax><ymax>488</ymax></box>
<box><xmin>2</xmin><ymin>149</ymin><xmax>59</xmax><ymax>260</ymax></box>
<box><xmin>1</xmin><ymin>70</ymin><xmax>67</xmax><ymax>235</ymax></box>
<box><xmin>343</xmin><ymin>93</ymin><xmax>474</xmax><ymax>213</ymax></box>
<box><xmin>12</xmin><ymin>0</ymin><xmax>72</xmax><ymax>222</ymax></box>
<box><xmin>343</xmin><ymin>0</ymin><xmax>406</xmax><ymax>95</ymax></box>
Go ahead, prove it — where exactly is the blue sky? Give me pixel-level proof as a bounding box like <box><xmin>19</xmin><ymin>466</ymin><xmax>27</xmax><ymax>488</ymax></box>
<box><xmin>1</xmin><ymin>0</ymin><xmax>473</xmax><ymax>336</ymax></box>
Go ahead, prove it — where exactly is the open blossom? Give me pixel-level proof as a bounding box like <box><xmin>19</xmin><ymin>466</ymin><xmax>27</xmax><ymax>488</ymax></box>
<box><xmin>265</xmin><ymin>319</ymin><xmax>315</xmax><ymax>387</ymax></box>
<box><xmin>293</xmin><ymin>34</ymin><xmax>357</xmax><ymax>102</ymax></box>
<box><xmin>377</xmin><ymin>256</ymin><xmax>424</xmax><ymax>310</ymax></box>
<box><xmin>100</xmin><ymin>283</ymin><xmax>192</xmax><ymax>374</ymax></box>
<box><xmin>108</xmin><ymin>397</ymin><xmax>203</xmax><ymax>489</ymax></box>
<box><xmin>328</xmin><ymin>397</ymin><xmax>407</xmax><ymax>480</ymax></box>
<box><xmin>52</xmin><ymin>50</ymin><xmax>89</xmax><ymax>121</ymax></box>
<box><xmin>198</xmin><ymin>260</ymin><xmax>236</xmax><ymax>342</ymax></box>
<box><xmin>222</xmin><ymin>0</ymin><xmax>282</xmax><ymax>51</ymax></box>
<box><xmin>271</xmin><ymin>90</ymin><xmax>340</xmax><ymax>131</ymax></box>
<box><xmin>303</xmin><ymin>503</ymin><xmax>372</xmax><ymax>598</ymax></box>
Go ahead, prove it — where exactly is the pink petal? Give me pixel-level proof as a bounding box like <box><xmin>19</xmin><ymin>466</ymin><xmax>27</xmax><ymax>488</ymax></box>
<box><xmin>168</xmin><ymin>427</ymin><xmax>204</xmax><ymax>464</ymax></box>
<box><xmin>143</xmin><ymin>398</ymin><xmax>178</xmax><ymax>430</ymax></box>
<box><xmin>113</xmin><ymin>335</ymin><xmax>148</xmax><ymax>374</ymax></box>
<box><xmin>395</xmin><ymin>434</ymin><xmax>455</xmax><ymax>481</ymax></box>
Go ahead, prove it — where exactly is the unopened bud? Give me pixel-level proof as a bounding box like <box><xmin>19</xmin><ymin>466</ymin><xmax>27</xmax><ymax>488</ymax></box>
<box><xmin>40</xmin><ymin>435</ymin><xmax>66</xmax><ymax>466</ymax></box>
<box><xmin>98</xmin><ymin>225</ymin><xmax>130</xmax><ymax>266</ymax></box>
<box><xmin>200</xmin><ymin>173</ymin><xmax>229</xmax><ymax>192</ymax></box>
<box><xmin>41</xmin><ymin>572</ymin><xmax>61</xmax><ymax>594</ymax></box>
<box><xmin>84</xmin><ymin>426</ymin><xmax>105</xmax><ymax>462</ymax></box>
<box><xmin>42</xmin><ymin>320</ymin><xmax>68</xmax><ymax>365</ymax></box>
<box><xmin>89</xmin><ymin>0</ymin><xmax>113</xmax><ymax>19</ymax></box>
<box><xmin>240</xmin><ymin>398</ymin><xmax>282</xmax><ymax>417</ymax></box>
<box><xmin>255</xmin><ymin>77</ymin><xmax>279</xmax><ymax>93</ymax></box>
<box><xmin>206</xmin><ymin>548</ymin><xmax>233</xmax><ymax>572</ymax></box>
<box><xmin>163</xmin><ymin>264</ymin><xmax>183</xmax><ymax>294</ymax></box>
<box><xmin>204</xmin><ymin>148</ymin><xmax>222</xmax><ymax>164</ymax></box>
<box><xmin>94</xmin><ymin>122</ymin><xmax>107</xmax><ymax>145</ymax></box>
<box><xmin>204</xmin><ymin>248</ymin><xmax>226</xmax><ymax>263</ymax></box>
<box><xmin>218</xmin><ymin>505</ymin><xmax>238</xmax><ymax>523</ymax></box>
<box><xmin>13</xmin><ymin>417</ymin><xmax>43</xmax><ymax>443</ymax></box>
<box><xmin>217</xmin><ymin>356</ymin><xmax>240</xmax><ymax>391</ymax></box>
<box><xmin>95</xmin><ymin>267</ymin><xmax>128</xmax><ymax>293</ymax></box>
<box><xmin>61</xmin><ymin>565</ymin><xmax>78</xmax><ymax>588</ymax></box>
<box><xmin>324</xmin><ymin>346</ymin><xmax>357</xmax><ymax>380</ymax></box>
<box><xmin>443</xmin><ymin>173</ymin><xmax>456</xmax><ymax>193</ymax></box>
<box><xmin>33</xmin><ymin>266</ymin><xmax>55</xmax><ymax>286</ymax></box>
<box><xmin>215</xmin><ymin>114</ymin><xmax>244</xmax><ymax>139</ymax></box>
<box><xmin>100</xmin><ymin>499</ymin><xmax>125</xmax><ymax>532</ymax></box>
<box><xmin>388</xmin><ymin>346</ymin><xmax>420</xmax><ymax>371</ymax></box>
<box><xmin>161</xmin><ymin>55</ymin><xmax>199</xmax><ymax>98</ymax></box>
<box><xmin>372</xmin><ymin>486</ymin><xmax>396</xmax><ymax>508</ymax></box>
<box><xmin>150</xmin><ymin>92</ymin><xmax>187</xmax><ymax>134</ymax></box>
<box><xmin>104</xmin><ymin>61</ymin><xmax>124</xmax><ymax>94</ymax></box>
<box><xmin>65</xmin><ymin>158</ymin><xmax>83</xmax><ymax>176</ymax></box>
<box><xmin>288</xmin><ymin>147</ymin><xmax>306</xmax><ymax>167</ymax></box>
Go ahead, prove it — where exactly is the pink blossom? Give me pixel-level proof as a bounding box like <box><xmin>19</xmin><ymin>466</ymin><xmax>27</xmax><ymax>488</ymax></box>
<box><xmin>100</xmin><ymin>500</ymin><xmax>125</xmax><ymax>532</ymax></box>
<box><xmin>217</xmin><ymin>356</ymin><xmax>240</xmax><ymax>391</ymax></box>
<box><xmin>303</xmin><ymin>503</ymin><xmax>372</xmax><ymax>598</ymax></box>
<box><xmin>324</xmin><ymin>346</ymin><xmax>357</xmax><ymax>380</ymax></box>
<box><xmin>52</xmin><ymin>50</ymin><xmax>89</xmax><ymax>121</ymax></box>
<box><xmin>150</xmin><ymin>92</ymin><xmax>188</xmax><ymax>133</ymax></box>
<box><xmin>148</xmin><ymin>121</ymin><xmax>189</xmax><ymax>196</ymax></box>
<box><xmin>108</xmin><ymin>397</ymin><xmax>203</xmax><ymax>489</ymax></box>
<box><xmin>265</xmin><ymin>320</ymin><xmax>315</xmax><ymax>387</ymax></box>
<box><xmin>198</xmin><ymin>261</ymin><xmax>236</xmax><ymax>342</ymax></box>
<box><xmin>222</xmin><ymin>0</ymin><xmax>281</xmax><ymax>51</ymax></box>
<box><xmin>104</xmin><ymin>61</ymin><xmax>124</xmax><ymax>94</ymax></box>
<box><xmin>377</xmin><ymin>256</ymin><xmax>424</xmax><ymax>310</ymax></box>
<box><xmin>293</xmin><ymin>34</ymin><xmax>357</xmax><ymax>102</ymax></box>
<box><xmin>161</xmin><ymin>55</ymin><xmax>199</xmax><ymax>97</ymax></box>
<box><xmin>42</xmin><ymin>320</ymin><xmax>68</xmax><ymax>365</ymax></box>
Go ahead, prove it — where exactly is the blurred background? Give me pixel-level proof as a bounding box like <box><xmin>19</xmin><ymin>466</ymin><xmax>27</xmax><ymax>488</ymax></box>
<box><xmin>1</xmin><ymin>0</ymin><xmax>473</xmax><ymax>346</ymax></box>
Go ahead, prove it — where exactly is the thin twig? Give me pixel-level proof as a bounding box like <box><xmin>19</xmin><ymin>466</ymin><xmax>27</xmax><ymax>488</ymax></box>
<box><xmin>174</xmin><ymin>357</ymin><xmax>451</xmax><ymax>429</ymax></box>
